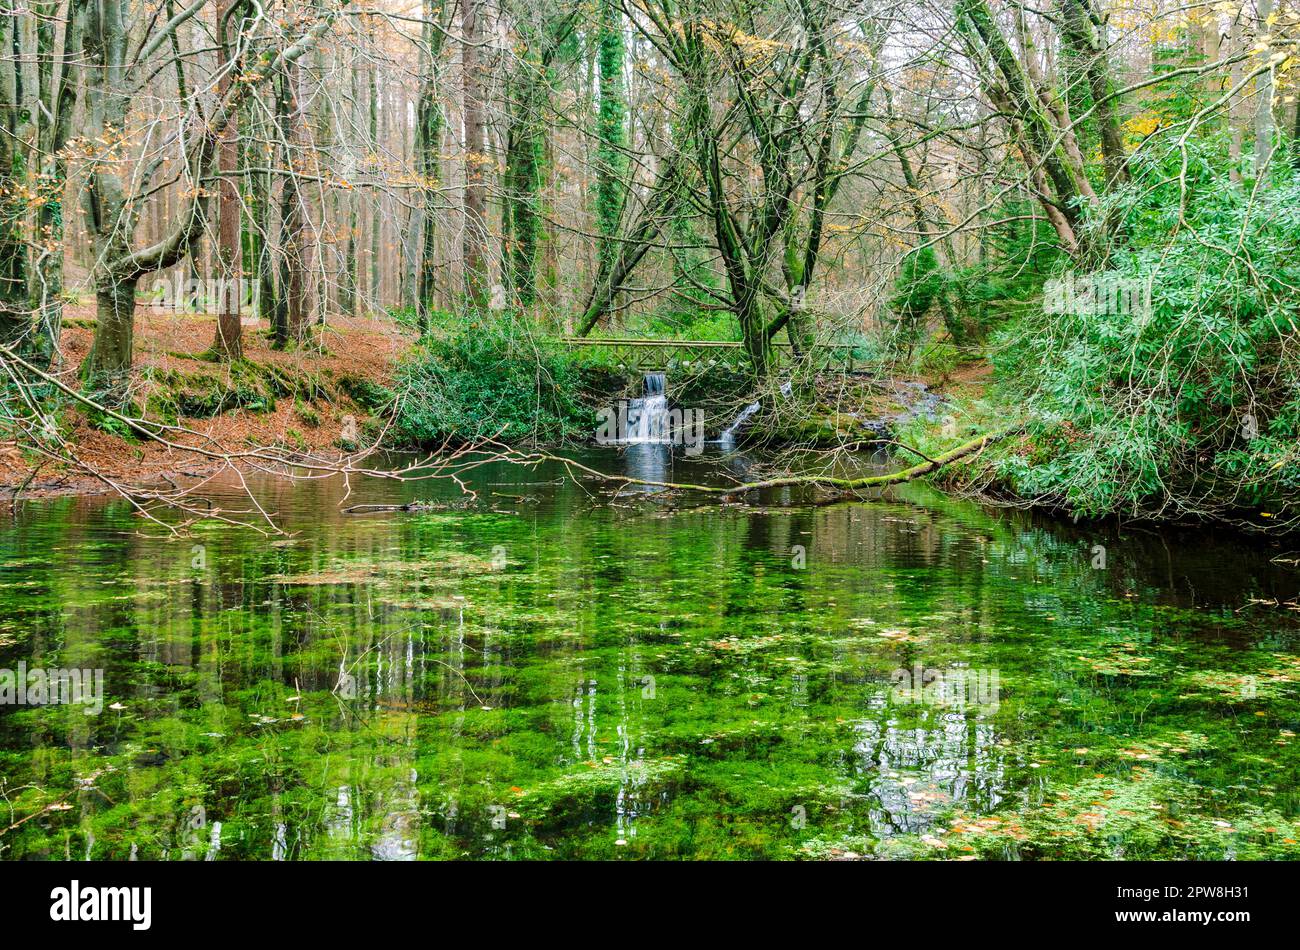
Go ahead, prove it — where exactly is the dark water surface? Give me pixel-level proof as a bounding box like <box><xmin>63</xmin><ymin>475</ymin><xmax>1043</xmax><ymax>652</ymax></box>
<box><xmin>2</xmin><ymin>446</ymin><xmax>1300</xmax><ymax>860</ymax></box>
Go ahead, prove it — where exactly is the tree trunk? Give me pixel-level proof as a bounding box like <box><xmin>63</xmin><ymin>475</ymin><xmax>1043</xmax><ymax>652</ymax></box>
<box><xmin>277</xmin><ymin>63</ymin><xmax>310</xmax><ymax>343</ymax></box>
<box><xmin>84</xmin><ymin>274</ymin><xmax>139</xmax><ymax>388</ymax></box>
<box><xmin>80</xmin><ymin>0</ymin><xmax>137</xmax><ymax>383</ymax></box>
<box><xmin>255</xmin><ymin>86</ymin><xmax>277</xmax><ymax>329</ymax></box>
<box><xmin>1292</xmin><ymin>91</ymin><xmax>1300</xmax><ymax>171</ymax></box>
<box><xmin>0</xmin><ymin>11</ymin><xmax>31</xmax><ymax>349</ymax></box>
<box><xmin>460</xmin><ymin>0</ymin><xmax>488</xmax><ymax>308</ymax></box>
<box><xmin>504</xmin><ymin>73</ymin><xmax>543</xmax><ymax>306</ymax></box>
<box><xmin>956</xmin><ymin>0</ymin><xmax>1097</xmax><ymax>259</ymax></box>
<box><xmin>1059</xmin><ymin>0</ymin><xmax>1128</xmax><ymax>190</ymax></box>
<box><xmin>339</xmin><ymin>60</ymin><xmax>361</xmax><ymax>316</ymax></box>
<box><xmin>415</xmin><ymin>2</ymin><xmax>446</xmax><ymax>327</ymax></box>
<box><xmin>576</xmin><ymin>152</ymin><xmax>685</xmax><ymax>336</ymax></box>
<box><xmin>595</xmin><ymin>0</ymin><xmax>628</xmax><ymax>271</ymax></box>
<box><xmin>370</xmin><ymin>58</ymin><xmax>383</xmax><ymax>311</ymax></box>
<box><xmin>211</xmin><ymin>0</ymin><xmax>243</xmax><ymax>359</ymax></box>
<box><xmin>1255</xmin><ymin>0</ymin><xmax>1275</xmax><ymax>174</ymax></box>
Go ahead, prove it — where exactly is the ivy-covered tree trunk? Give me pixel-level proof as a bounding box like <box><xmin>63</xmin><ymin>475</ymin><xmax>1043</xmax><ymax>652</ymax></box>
<box><xmin>595</xmin><ymin>0</ymin><xmax>627</xmax><ymax>271</ymax></box>
<box><xmin>503</xmin><ymin>16</ymin><xmax>576</xmax><ymax>311</ymax></box>
<box><xmin>670</xmin><ymin>209</ymin><xmax>713</xmax><ymax>312</ymax></box>
<box><xmin>0</xmin><ymin>5</ymin><xmax>36</xmax><ymax>351</ymax></box>
<box><xmin>664</xmin><ymin>103</ymin><xmax>713</xmax><ymax>319</ymax></box>
<box><xmin>0</xmin><ymin>140</ymin><xmax>28</xmax><ymax>349</ymax></box>
<box><xmin>503</xmin><ymin>86</ymin><xmax>544</xmax><ymax>307</ymax></box>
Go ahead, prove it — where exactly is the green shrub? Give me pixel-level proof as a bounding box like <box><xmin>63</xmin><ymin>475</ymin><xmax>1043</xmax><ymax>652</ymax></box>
<box><xmin>337</xmin><ymin>374</ymin><xmax>393</xmax><ymax>414</ymax></box>
<box><xmin>886</xmin><ymin>246</ymin><xmax>945</xmax><ymax>351</ymax></box>
<box><xmin>295</xmin><ymin>401</ymin><xmax>321</xmax><ymax>428</ymax></box>
<box><xmin>86</xmin><ymin>405</ymin><xmax>139</xmax><ymax>440</ymax></box>
<box><xmin>916</xmin><ymin>339</ymin><xmax>963</xmax><ymax>380</ymax></box>
<box><xmin>390</xmin><ymin>317</ymin><xmax>601</xmax><ymax>445</ymax></box>
<box><xmin>993</xmin><ymin>142</ymin><xmax>1300</xmax><ymax>522</ymax></box>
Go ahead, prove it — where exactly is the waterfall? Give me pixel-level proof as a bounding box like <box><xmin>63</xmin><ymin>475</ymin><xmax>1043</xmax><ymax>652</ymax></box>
<box><xmin>717</xmin><ymin>378</ymin><xmax>793</xmax><ymax>446</ymax></box>
<box><xmin>718</xmin><ymin>401</ymin><xmax>761</xmax><ymax>444</ymax></box>
<box><xmin>625</xmin><ymin>373</ymin><xmax>671</xmax><ymax>443</ymax></box>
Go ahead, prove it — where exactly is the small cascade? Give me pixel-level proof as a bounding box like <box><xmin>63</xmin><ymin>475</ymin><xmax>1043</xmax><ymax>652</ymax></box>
<box><xmin>624</xmin><ymin>373</ymin><xmax>671</xmax><ymax>443</ymax></box>
<box><xmin>716</xmin><ymin>378</ymin><xmax>794</xmax><ymax>446</ymax></box>
<box><xmin>718</xmin><ymin>401</ymin><xmax>761</xmax><ymax>444</ymax></box>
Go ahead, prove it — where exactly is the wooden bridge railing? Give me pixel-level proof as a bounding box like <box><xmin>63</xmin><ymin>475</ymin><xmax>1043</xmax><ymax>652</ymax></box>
<box><xmin>557</xmin><ymin>337</ymin><xmax>859</xmax><ymax>372</ymax></box>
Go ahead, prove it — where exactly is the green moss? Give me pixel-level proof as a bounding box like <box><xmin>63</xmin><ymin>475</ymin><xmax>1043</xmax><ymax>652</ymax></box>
<box><xmin>3</xmin><ymin>451</ymin><xmax>1299</xmax><ymax>860</ymax></box>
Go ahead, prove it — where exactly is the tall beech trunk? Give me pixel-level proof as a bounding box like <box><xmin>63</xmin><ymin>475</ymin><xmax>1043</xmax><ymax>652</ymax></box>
<box><xmin>339</xmin><ymin>60</ymin><xmax>361</xmax><ymax>316</ymax></box>
<box><xmin>369</xmin><ymin>59</ymin><xmax>382</xmax><ymax>310</ymax></box>
<box><xmin>211</xmin><ymin>0</ymin><xmax>243</xmax><ymax>359</ymax></box>
<box><xmin>276</xmin><ymin>63</ymin><xmax>311</xmax><ymax>343</ymax></box>
<box><xmin>416</xmin><ymin>12</ymin><xmax>443</xmax><ymax>328</ymax></box>
<box><xmin>254</xmin><ymin>85</ymin><xmax>276</xmax><ymax>329</ymax></box>
<box><xmin>86</xmin><ymin>275</ymin><xmax>139</xmax><ymax>382</ymax></box>
<box><xmin>1255</xmin><ymin>0</ymin><xmax>1275</xmax><ymax>174</ymax></box>
<box><xmin>460</xmin><ymin>0</ymin><xmax>488</xmax><ymax>307</ymax></box>
<box><xmin>80</xmin><ymin>0</ymin><xmax>138</xmax><ymax>386</ymax></box>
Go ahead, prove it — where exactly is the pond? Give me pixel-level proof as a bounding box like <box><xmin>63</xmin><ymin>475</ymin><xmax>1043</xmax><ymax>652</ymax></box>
<box><xmin>2</xmin><ymin>446</ymin><xmax>1299</xmax><ymax>860</ymax></box>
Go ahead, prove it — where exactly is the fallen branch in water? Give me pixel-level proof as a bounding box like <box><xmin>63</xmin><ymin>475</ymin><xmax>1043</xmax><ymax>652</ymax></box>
<box><xmin>343</xmin><ymin>501</ymin><xmax>438</xmax><ymax>514</ymax></box>
<box><xmin>502</xmin><ymin>429</ymin><xmax>1017</xmax><ymax>499</ymax></box>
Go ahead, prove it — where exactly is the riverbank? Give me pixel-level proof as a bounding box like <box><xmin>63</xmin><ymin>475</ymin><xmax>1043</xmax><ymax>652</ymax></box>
<box><xmin>0</xmin><ymin>309</ymin><xmax>407</xmax><ymax>499</ymax></box>
<box><xmin>1</xmin><ymin>317</ymin><xmax>961</xmax><ymax>504</ymax></box>
<box><xmin>892</xmin><ymin>371</ymin><xmax>1292</xmax><ymax>536</ymax></box>
<box><xmin>6</xmin><ymin>313</ymin><xmax>1286</xmax><ymax>537</ymax></box>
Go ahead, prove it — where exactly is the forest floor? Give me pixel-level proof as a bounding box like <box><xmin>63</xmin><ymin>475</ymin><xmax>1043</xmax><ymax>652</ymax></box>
<box><xmin>928</xmin><ymin>356</ymin><xmax>993</xmax><ymax>397</ymax></box>
<box><xmin>0</xmin><ymin>307</ymin><xmax>409</xmax><ymax>499</ymax></box>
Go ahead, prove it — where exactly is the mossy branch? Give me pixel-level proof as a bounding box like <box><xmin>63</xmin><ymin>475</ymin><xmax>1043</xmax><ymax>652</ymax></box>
<box><xmin>511</xmin><ymin>429</ymin><xmax>1015</xmax><ymax>499</ymax></box>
